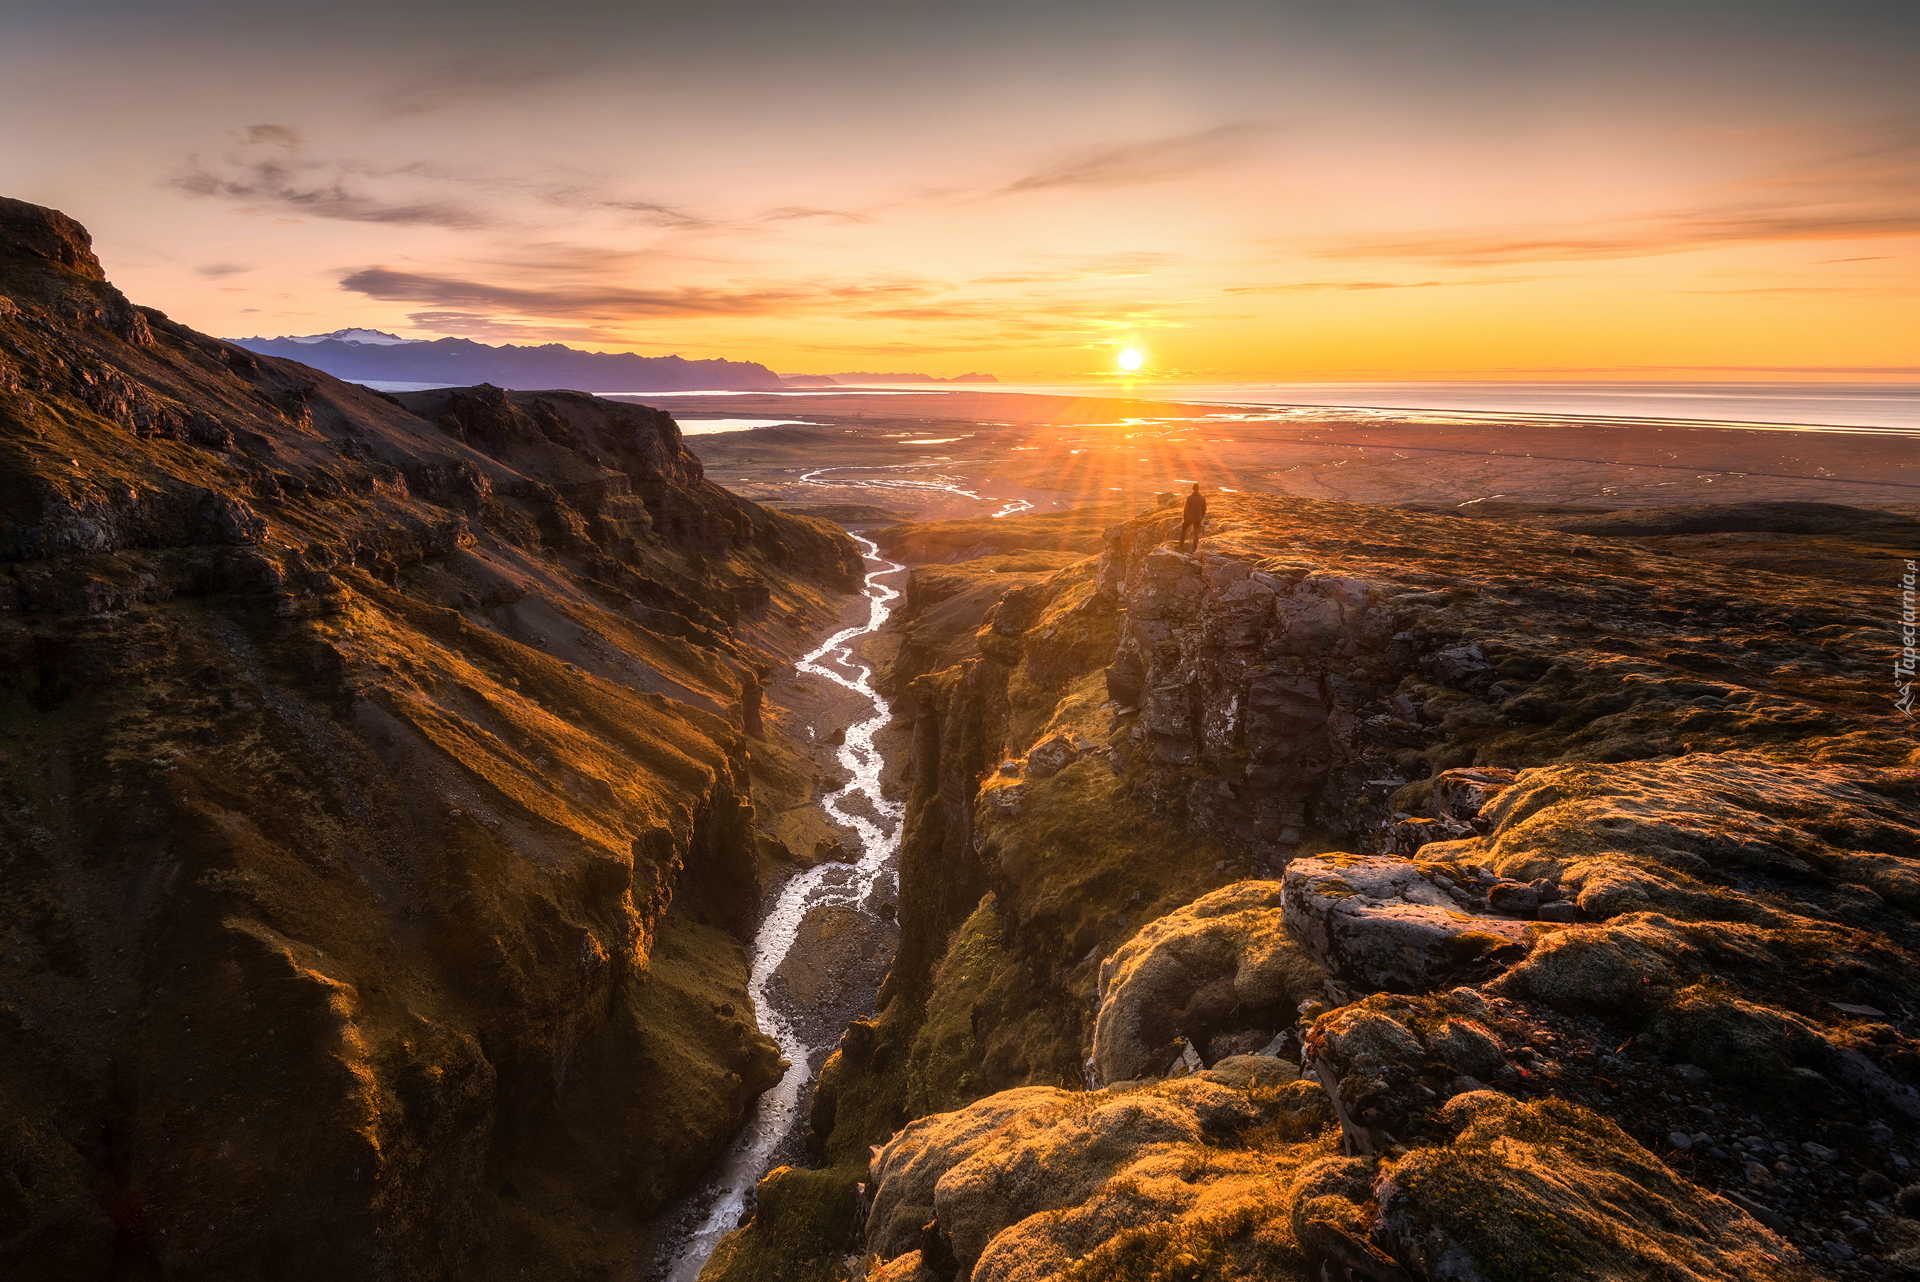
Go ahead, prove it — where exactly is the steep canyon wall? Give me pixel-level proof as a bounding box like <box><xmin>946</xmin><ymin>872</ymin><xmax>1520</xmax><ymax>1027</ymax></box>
<box><xmin>0</xmin><ymin>197</ymin><xmax>861</xmax><ymax>1281</ymax></box>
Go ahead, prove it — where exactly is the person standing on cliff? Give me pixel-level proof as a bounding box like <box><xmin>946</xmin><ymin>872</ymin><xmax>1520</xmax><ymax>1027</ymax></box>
<box><xmin>1177</xmin><ymin>483</ymin><xmax>1207</xmax><ymax>552</ymax></box>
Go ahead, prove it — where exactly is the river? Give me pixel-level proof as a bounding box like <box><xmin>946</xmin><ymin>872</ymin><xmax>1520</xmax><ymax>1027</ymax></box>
<box><xmin>797</xmin><ymin>464</ymin><xmax>1034</xmax><ymax>517</ymax></box>
<box><xmin>651</xmin><ymin>535</ymin><xmax>907</xmax><ymax>1282</ymax></box>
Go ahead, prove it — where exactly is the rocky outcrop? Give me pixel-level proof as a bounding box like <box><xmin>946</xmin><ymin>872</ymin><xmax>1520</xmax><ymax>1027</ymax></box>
<box><xmin>864</xmin><ymin>1075</ymin><xmax>1335</xmax><ymax>1282</ymax></box>
<box><xmin>724</xmin><ymin>491</ymin><xmax>1920</xmax><ymax>1282</ymax></box>
<box><xmin>0</xmin><ymin>197</ymin><xmax>859</xmax><ymax>1281</ymax></box>
<box><xmin>1091</xmin><ymin>880</ymin><xmax>1324</xmax><ymax>1083</ymax></box>
<box><xmin>1281</xmin><ymin>855</ymin><xmax>1534</xmax><ymax>995</ymax></box>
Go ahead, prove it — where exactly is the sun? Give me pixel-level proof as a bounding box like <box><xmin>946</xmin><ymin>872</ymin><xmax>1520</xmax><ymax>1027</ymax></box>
<box><xmin>1117</xmin><ymin>347</ymin><xmax>1144</xmax><ymax>372</ymax></box>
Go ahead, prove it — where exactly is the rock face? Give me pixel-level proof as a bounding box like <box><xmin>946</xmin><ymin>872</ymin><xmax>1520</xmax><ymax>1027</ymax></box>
<box><xmin>0</xmin><ymin>198</ymin><xmax>860</xmax><ymax>1280</ymax></box>
<box><xmin>709</xmin><ymin>490</ymin><xmax>1919</xmax><ymax>1281</ymax></box>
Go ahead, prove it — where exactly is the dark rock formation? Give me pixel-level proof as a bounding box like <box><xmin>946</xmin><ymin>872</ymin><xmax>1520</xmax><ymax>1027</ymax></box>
<box><xmin>0</xmin><ymin>197</ymin><xmax>860</xmax><ymax>1280</ymax></box>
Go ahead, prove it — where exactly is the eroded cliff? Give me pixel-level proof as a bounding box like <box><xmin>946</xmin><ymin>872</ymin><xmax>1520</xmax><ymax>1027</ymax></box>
<box><xmin>0</xmin><ymin>197</ymin><xmax>861</xmax><ymax>1280</ymax></box>
<box><xmin>712</xmin><ymin>491</ymin><xmax>1920</xmax><ymax>1281</ymax></box>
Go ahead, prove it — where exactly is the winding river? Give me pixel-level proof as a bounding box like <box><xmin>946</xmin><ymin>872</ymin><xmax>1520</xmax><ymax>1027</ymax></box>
<box><xmin>654</xmin><ymin>535</ymin><xmax>907</xmax><ymax>1282</ymax></box>
<box><xmin>798</xmin><ymin>464</ymin><xmax>1035</xmax><ymax>517</ymax></box>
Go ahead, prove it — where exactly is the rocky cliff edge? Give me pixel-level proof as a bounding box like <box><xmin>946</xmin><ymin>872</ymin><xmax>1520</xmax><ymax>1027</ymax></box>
<box><xmin>710</xmin><ymin>491</ymin><xmax>1919</xmax><ymax>1281</ymax></box>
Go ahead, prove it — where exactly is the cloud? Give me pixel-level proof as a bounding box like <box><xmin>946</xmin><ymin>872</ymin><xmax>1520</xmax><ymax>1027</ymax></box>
<box><xmin>403</xmin><ymin>311</ymin><xmax>641</xmax><ymax>343</ymax></box>
<box><xmin>171</xmin><ymin>156</ymin><xmax>493</xmax><ymax>228</ymax></box>
<box><xmin>1003</xmin><ymin>124</ymin><xmax>1265</xmax><ymax>194</ymax></box>
<box><xmin>172</xmin><ymin>132</ymin><xmax>701</xmax><ymax>234</ymax></box>
<box><xmin>374</xmin><ymin>53</ymin><xmax>577</xmax><ymax>120</ymax></box>
<box><xmin>974</xmin><ymin>251</ymin><xmax>1177</xmax><ymax>283</ymax></box>
<box><xmin>535</xmin><ymin>185</ymin><xmax>712</xmax><ymax>229</ymax></box>
<box><xmin>1224</xmin><ymin>277</ymin><xmax>1535</xmax><ymax>293</ymax></box>
<box><xmin>1492</xmin><ymin>364</ymin><xmax>1920</xmax><ymax>375</ymax></box>
<box><xmin>758</xmin><ymin>206</ymin><xmax>875</xmax><ymax>225</ymax></box>
<box><xmin>1310</xmin><ymin>119</ymin><xmax>1920</xmax><ymax>266</ymax></box>
<box><xmin>340</xmin><ymin>266</ymin><xmax>938</xmax><ymax>319</ymax></box>
<box><xmin>1311</xmin><ymin>211</ymin><xmax>1920</xmax><ymax>266</ymax></box>
<box><xmin>243</xmin><ymin>124</ymin><xmax>300</xmax><ymax>148</ymax></box>
<box><xmin>196</xmin><ymin>263</ymin><xmax>253</xmax><ymax>278</ymax></box>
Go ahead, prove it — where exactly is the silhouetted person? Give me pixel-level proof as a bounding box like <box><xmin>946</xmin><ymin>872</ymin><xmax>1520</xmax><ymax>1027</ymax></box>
<box><xmin>1178</xmin><ymin>483</ymin><xmax>1206</xmax><ymax>552</ymax></box>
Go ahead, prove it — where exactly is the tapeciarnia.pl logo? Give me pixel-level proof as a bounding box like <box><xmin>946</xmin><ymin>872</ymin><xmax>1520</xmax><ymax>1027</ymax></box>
<box><xmin>1899</xmin><ymin>559</ymin><xmax>1918</xmax><ymax>720</ymax></box>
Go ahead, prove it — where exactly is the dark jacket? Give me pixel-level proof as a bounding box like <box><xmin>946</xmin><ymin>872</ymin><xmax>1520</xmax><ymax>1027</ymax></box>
<box><xmin>1183</xmin><ymin>491</ymin><xmax>1207</xmax><ymax>522</ymax></box>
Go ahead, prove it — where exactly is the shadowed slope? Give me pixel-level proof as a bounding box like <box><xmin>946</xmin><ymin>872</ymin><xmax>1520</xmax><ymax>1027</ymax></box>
<box><xmin>0</xmin><ymin>196</ymin><xmax>859</xmax><ymax>1281</ymax></box>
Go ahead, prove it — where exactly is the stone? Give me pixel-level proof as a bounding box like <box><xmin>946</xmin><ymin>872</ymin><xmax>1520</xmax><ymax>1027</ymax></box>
<box><xmin>1281</xmin><ymin>854</ymin><xmax>1533</xmax><ymax>992</ymax></box>
<box><xmin>1200</xmin><ymin>1054</ymin><xmax>1301</xmax><ymax>1089</ymax></box>
<box><xmin>1430</xmin><ymin>767</ymin><xmax>1520</xmax><ymax>821</ymax></box>
<box><xmin>1670</xmin><ymin>1132</ymin><xmax>1694</xmax><ymax>1150</ymax></box>
<box><xmin>1825</xmin><ymin>1241</ymin><xmax>1856</xmax><ymax>1262</ymax></box>
<box><xmin>1673</xmin><ymin>1064</ymin><xmax>1713</xmax><ymax>1086</ymax></box>
<box><xmin>1536</xmin><ymin>900</ymin><xmax>1579</xmax><ymax>923</ymax></box>
<box><xmin>1721</xmin><ymin>1190</ymin><xmax>1787</xmax><ymax>1231</ymax></box>
<box><xmin>1487</xmin><ymin>881</ymin><xmax>1541</xmax><ymax>916</ymax></box>
<box><xmin>1091</xmin><ymin>881</ymin><xmax>1327</xmax><ymax>1084</ymax></box>
<box><xmin>1429</xmin><ymin>1019</ymin><xmax>1508</xmax><ymax>1080</ymax></box>
<box><xmin>1861</xmin><ymin>1170</ymin><xmax>1899</xmax><ymax>1197</ymax></box>
<box><xmin>1025</xmin><ymin>734</ymin><xmax>1079</xmax><ymax>779</ymax></box>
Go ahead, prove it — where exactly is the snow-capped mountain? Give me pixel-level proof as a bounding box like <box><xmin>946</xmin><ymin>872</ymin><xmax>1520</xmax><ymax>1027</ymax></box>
<box><xmin>247</xmin><ymin>328</ymin><xmax>422</xmax><ymax>346</ymax></box>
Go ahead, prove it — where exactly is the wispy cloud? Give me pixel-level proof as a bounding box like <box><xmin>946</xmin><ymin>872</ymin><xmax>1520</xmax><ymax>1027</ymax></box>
<box><xmin>1489</xmin><ymin>365</ymin><xmax>1920</xmax><ymax>374</ymax></box>
<box><xmin>535</xmin><ymin>185</ymin><xmax>712</xmax><ymax>229</ymax></box>
<box><xmin>974</xmin><ymin>251</ymin><xmax>1176</xmax><ymax>283</ymax></box>
<box><xmin>1311</xmin><ymin>211</ymin><xmax>1920</xmax><ymax>266</ymax></box>
<box><xmin>403</xmin><ymin>311</ymin><xmax>642</xmax><ymax>343</ymax></box>
<box><xmin>1003</xmin><ymin>124</ymin><xmax>1266</xmax><ymax>194</ymax></box>
<box><xmin>170</xmin><ymin>129</ymin><xmax>716</xmax><ymax>234</ymax></box>
<box><xmin>1309</xmin><ymin>119</ymin><xmax>1920</xmax><ymax>266</ymax></box>
<box><xmin>758</xmin><ymin>206</ymin><xmax>875</xmax><ymax>225</ymax></box>
<box><xmin>170</xmin><ymin>128</ymin><xmax>496</xmax><ymax>229</ymax></box>
<box><xmin>1224</xmin><ymin>277</ymin><xmax>1536</xmax><ymax>293</ymax></box>
<box><xmin>340</xmin><ymin>266</ymin><xmax>938</xmax><ymax>319</ymax></box>
<box><xmin>172</xmin><ymin>158</ymin><xmax>493</xmax><ymax>228</ymax></box>
<box><xmin>195</xmin><ymin>262</ymin><xmax>253</xmax><ymax>278</ymax></box>
<box><xmin>243</xmin><ymin>124</ymin><xmax>300</xmax><ymax>148</ymax></box>
<box><xmin>374</xmin><ymin>53</ymin><xmax>577</xmax><ymax>120</ymax></box>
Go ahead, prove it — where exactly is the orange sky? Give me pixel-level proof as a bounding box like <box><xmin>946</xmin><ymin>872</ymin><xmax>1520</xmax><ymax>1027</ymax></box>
<box><xmin>6</xmin><ymin>1</ymin><xmax>1917</xmax><ymax>380</ymax></box>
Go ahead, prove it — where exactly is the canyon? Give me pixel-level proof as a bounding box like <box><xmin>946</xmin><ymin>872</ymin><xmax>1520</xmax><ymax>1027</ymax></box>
<box><xmin>704</xmin><ymin>492</ymin><xmax>1920</xmax><ymax>1281</ymax></box>
<box><xmin>6</xmin><ymin>191</ymin><xmax>1920</xmax><ymax>1282</ymax></box>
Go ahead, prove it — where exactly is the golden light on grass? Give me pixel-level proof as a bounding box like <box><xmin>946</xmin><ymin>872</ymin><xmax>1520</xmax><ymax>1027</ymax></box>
<box><xmin>1117</xmin><ymin>347</ymin><xmax>1144</xmax><ymax>372</ymax></box>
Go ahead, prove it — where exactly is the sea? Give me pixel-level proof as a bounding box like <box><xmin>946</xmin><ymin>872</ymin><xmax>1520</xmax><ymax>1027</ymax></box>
<box><xmin>357</xmin><ymin>379</ymin><xmax>1920</xmax><ymax>435</ymax></box>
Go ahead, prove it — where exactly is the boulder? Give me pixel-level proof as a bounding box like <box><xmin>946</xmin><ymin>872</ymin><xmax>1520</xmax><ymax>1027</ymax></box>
<box><xmin>1376</xmin><ymin>1092</ymin><xmax>1802</xmax><ymax>1282</ymax></box>
<box><xmin>864</xmin><ymin>1076</ymin><xmax>1335</xmax><ymax>1282</ymax></box>
<box><xmin>1431</xmin><ymin>766</ymin><xmax>1520</xmax><ymax>822</ymax></box>
<box><xmin>1282</xmin><ymin>855</ymin><xmax>1533</xmax><ymax>992</ymax></box>
<box><xmin>1091</xmin><ymin>881</ymin><xmax>1327</xmax><ymax>1084</ymax></box>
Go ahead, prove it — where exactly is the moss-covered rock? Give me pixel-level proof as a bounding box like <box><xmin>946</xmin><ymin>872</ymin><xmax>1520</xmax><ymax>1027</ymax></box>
<box><xmin>1377</xmin><ymin>1092</ymin><xmax>1802</xmax><ymax>1282</ymax></box>
<box><xmin>1093</xmin><ymin>881</ymin><xmax>1325</xmax><ymax>1084</ymax></box>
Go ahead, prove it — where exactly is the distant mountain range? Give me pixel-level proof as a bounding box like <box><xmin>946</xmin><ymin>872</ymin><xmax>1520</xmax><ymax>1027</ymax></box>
<box><xmin>781</xmin><ymin>371</ymin><xmax>998</xmax><ymax>385</ymax></box>
<box><xmin>226</xmin><ymin>329</ymin><xmax>785</xmax><ymax>391</ymax></box>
